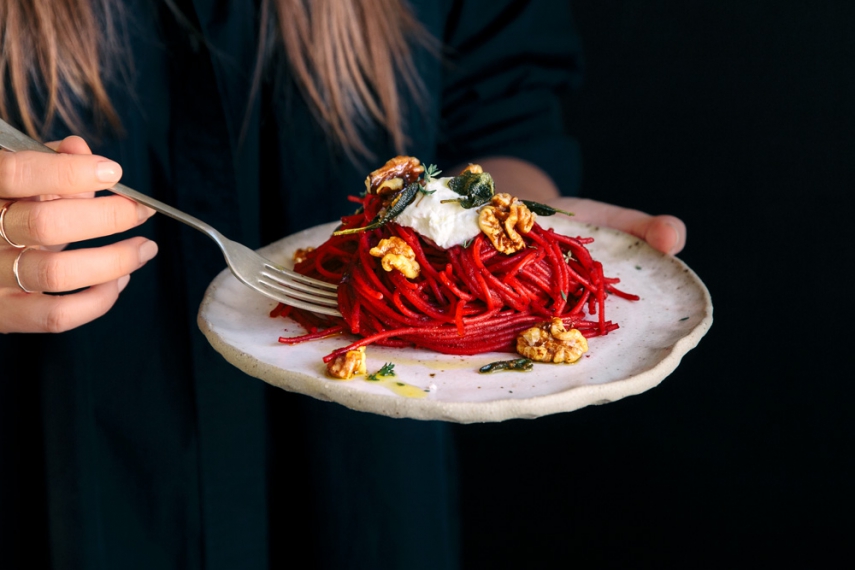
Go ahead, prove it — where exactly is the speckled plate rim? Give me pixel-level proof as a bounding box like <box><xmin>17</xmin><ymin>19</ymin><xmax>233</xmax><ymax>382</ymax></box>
<box><xmin>198</xmin><ymin>219</ymin><xmax>713</xmax><ymax>424</ymax></box>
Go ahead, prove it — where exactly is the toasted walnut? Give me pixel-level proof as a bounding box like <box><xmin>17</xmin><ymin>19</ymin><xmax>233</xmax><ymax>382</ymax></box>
<box><xmin>516</xmin><ymin>318</ymin><xmax>589</xmax><ymax>363</ymax></box>
<box><xmin>460</xmin><ymin>163</ymin><xmax>483</xmax><ymax>175</ymax></box>
<box><xmin>376</xmin><ymin>177</ymin><xmax>405</xmax><ymax>195</ymax></box>
<box><xmin>293</xmin><ymin>247</ymin><xmax>315</xmax><ymax>265</ymax></box>
<box><xmin>365</xmin><ymin>156</ymin><xmax>425</xmax><ymax>195</ymax></box>
<box><xmin>326</xmin><ymin>346</ymin><xmax>367</xmax><ymax>380</ymax></box>
<box><xmin>369</xmin><ymin>236</ymin><xmax>420</xmax><ymax>279</ymax></box>
<box><xmin>478</xmin><ymin>193</ymin><xmax>536</xmax><ymax>254</ymax></box>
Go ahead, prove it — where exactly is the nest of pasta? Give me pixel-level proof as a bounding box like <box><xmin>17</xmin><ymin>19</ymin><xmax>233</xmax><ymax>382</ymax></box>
<box><xmin>272</xmin><ymin>157</ymin><xmax>637</xmax><ymax>369</ymax></box>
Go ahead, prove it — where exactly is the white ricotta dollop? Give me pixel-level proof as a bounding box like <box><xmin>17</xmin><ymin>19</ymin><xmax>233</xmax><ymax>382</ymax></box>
<box><xmin>395</xmin><ymin>177</ymin><xmax>481</xmax><ymax>249</ymax></box>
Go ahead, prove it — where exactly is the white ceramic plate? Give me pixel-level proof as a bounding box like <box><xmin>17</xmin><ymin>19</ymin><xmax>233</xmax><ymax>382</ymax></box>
<box><xmin>198</xmin><ymin>218</ymin><xmax>713</xmax><ymax>423</ymax></box>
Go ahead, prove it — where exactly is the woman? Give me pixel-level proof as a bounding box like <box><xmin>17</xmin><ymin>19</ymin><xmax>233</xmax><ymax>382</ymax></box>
<box><xmin>0</xmin><ymin>1</ymin><xmax>685</xmax><ymax>568</ymax></box>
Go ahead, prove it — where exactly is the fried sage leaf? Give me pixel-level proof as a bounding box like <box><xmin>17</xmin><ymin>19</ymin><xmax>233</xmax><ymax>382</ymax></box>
<box><xmin>441</xmin><ymin>171</ymin><xmax>496</xmax><ymax>209</ymax></box>
<box><xmin>333</xmin><ymin>182</ymin><xmax>421</xmax><ymax>235</ymax></box>
<box><xmin>478</xmin><ymin>358</ymin><xmax>534</xmax><ymax>374</ymax></box>
<box><xmin>520</xmin><ymin>200</ymin><xmax>574</xmax><ymax>217</ymax></box>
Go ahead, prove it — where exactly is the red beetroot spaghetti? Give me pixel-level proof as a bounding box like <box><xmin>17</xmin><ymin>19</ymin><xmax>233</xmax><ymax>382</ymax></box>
<box><xmin>272</xmin><ymin>169</ymin><xmax>638</xmax><ymax>366</ymax></box>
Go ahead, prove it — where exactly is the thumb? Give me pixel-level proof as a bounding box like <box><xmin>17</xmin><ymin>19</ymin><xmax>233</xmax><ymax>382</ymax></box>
<box><xmin>546</xmin><ymin>197</ymin><xmax>687</xmax><ymax>255</ymax></box>
<box><xmin>626</xmin><ymin>214</ymin><xmax>686</xmax><ymax>255</ymax></box>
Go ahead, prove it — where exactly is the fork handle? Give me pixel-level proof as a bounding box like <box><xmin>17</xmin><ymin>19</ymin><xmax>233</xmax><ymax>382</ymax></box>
<box><xmin>0</xmin><ymin>118</ymin><xmax>227</xmax><ymax>246</ymax></box>
<box><xmin>104</xmin><ymin>182</ymin><xmax>226</xmax><ymax>245</ymax></box>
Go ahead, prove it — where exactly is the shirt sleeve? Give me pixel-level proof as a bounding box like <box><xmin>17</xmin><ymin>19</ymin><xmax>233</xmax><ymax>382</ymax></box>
<box><xmin>436</xmin><ymin>0</ymin><xmax>583</xmax><ymax>195</ymax></box>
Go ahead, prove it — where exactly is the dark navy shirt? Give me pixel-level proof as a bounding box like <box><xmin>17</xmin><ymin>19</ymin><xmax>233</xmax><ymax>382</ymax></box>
<box><xmin>0</xmin><ymin>1</ymin><xmax>581</xmax><ymax>568</ymax></box>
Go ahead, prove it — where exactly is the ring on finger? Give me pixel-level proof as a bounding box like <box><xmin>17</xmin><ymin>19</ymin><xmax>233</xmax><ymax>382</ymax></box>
<box><xmin>0</xmin><ymin>201</ymin><xmax>26</xmax><ymax>249</ymax></box>
<box><xmin>13</xmin><ymin>246</ymin><xmax>38</xmax><ymax>293</ymax></box>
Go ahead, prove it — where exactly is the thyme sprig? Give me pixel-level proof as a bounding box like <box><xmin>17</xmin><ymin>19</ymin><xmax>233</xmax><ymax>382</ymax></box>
<box><xmin>422</xmin><ymin>164</ymin><xmax>442</xmax><ymax>184</ymax></box>
<box><xmin>419</xmin><ymin>164</ymin><xmax>442</xmax><ymax>194</ymax></box>
<box><xmin>367</xmin><ymin>363</ymin><xmax>396</xmax><ymax>381</ymax></box>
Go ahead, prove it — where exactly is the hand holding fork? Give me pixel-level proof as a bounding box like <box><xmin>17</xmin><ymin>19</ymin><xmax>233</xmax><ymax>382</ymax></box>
<box><xmin>0</xmin><ymin>119</ymin><xmax>338</xmax><ymax>334</ymax></box>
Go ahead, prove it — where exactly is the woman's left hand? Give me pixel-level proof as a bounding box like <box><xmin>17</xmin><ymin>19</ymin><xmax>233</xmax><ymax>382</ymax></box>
<box><xmin>546</xmin><ymin>196</ymin><xmax>686</xmax><ymax>255</ymax></box>
<box><xmin>472</xmin><ymin>156</ymin><xmax>687</xmax><ymax>255</ymax></box>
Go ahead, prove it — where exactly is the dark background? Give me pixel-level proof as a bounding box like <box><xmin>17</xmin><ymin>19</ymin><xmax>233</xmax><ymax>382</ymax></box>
<box><xmin>2</xmin><ymin>1</ymin><xmax>852</xmax><ymax>568</ymax></box>
<box><xmin>456</xmin><ymin>1</ymin><xmax>853</xmax><ymax>567</ymax></box>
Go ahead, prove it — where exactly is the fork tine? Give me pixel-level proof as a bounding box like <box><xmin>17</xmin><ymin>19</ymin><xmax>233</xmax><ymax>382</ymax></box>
<box><xmin>262</xmin><ymin>262</ymin><xmax>339</xmax><ymax>291</ymax></box>
<box><xmin>265</xmin><ymin>295</ymin><xmax>342</xmax><ymax>317</ymax></box>
<box><xmin>261</xmin><ymin>270</ymin><xmax>339</xmax><ymax>299</ymax></box>
<box><xmin>259</xmin><ymin>278</ymin><xmax>343</xmax><ymax>317</ymax></box>
<box><xmin>258</xmin><ymin>276</ymin><xmax>340</xmax><ymax>307</ymax></box>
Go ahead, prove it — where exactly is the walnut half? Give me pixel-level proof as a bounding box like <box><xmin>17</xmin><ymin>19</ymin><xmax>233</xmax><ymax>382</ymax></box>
<box><xmin>326</xmin><ymin>346</ymin><xmax>367</xmax><ymax>379</ymax></box>
<box><xmin>478</xmin><ymin>193</ymin><xmax>535</xmax><ymax>254</ymax></box>
<box><xmin>369</xmin><ymin>236</ymin><xmax>420</xmax><ymax>279</ymax></box>
<box><xmin>365</xmin><ymin>156</ymin><xmax>425</xmax><ymax>195</ymax></box>
<box><xmin>516</xmin><ymin>318</ymin><xmax>588</xmax><ymax>363</ymax></box>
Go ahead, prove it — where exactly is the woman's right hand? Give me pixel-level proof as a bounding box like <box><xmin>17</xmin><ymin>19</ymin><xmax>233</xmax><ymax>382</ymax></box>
<box><xmin>0</xmin><ymin>136</ymin><xmax>157</xmax><ymax>333</ymax></box>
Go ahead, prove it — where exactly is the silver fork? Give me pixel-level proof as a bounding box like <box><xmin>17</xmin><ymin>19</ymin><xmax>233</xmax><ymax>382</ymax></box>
<box><xmin>0</xmin><ymin>118</ymin><xmax>341</xmax><ymax>317</ymax></box>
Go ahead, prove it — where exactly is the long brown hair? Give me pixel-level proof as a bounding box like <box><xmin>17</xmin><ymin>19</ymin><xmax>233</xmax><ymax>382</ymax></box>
<box><xmin>0</xmin><ymin>0</ymin><xmax>428</xmax><ymax>157</ymax></box>
<box><xmin>0</xmin><ymin>0</ymin><xmax>123</xmax><ymax>138</ymax></box>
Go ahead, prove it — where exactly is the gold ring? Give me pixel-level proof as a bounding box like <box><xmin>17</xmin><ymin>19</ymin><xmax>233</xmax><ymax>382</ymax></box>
<box><xmin>0</xmin><ymin>201</ymin><xmax>26</xmax><ymax>249</ymax></box>
<box><xmin>13</xmin><ymin>246</ymin><xmax>37</xmax><ymax>293</ymax></box>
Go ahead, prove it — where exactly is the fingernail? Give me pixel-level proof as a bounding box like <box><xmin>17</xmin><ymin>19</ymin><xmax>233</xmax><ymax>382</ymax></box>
<box><xmin>137</xmin><ymin>204</ymin><xmax>156</xmax><ymax>222</ymax></box>
<box><xmin>665</xmin><ymin>222</ymin><xmax>680</xmax><ymax>254</ymax></box>
<box><xmin>139</xmin><ymin>240</ymin><xmax>158</xmax><ymax>264</ymax></box>
<box><xmin>96</xmin><ymin>160</ymin><xmax>123</xmax><ymax>183</ymax></box>
<box><xmin>117</xmin><ymin>274</ymin><xmax>131</xmax><ymax>292</ymax></box>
